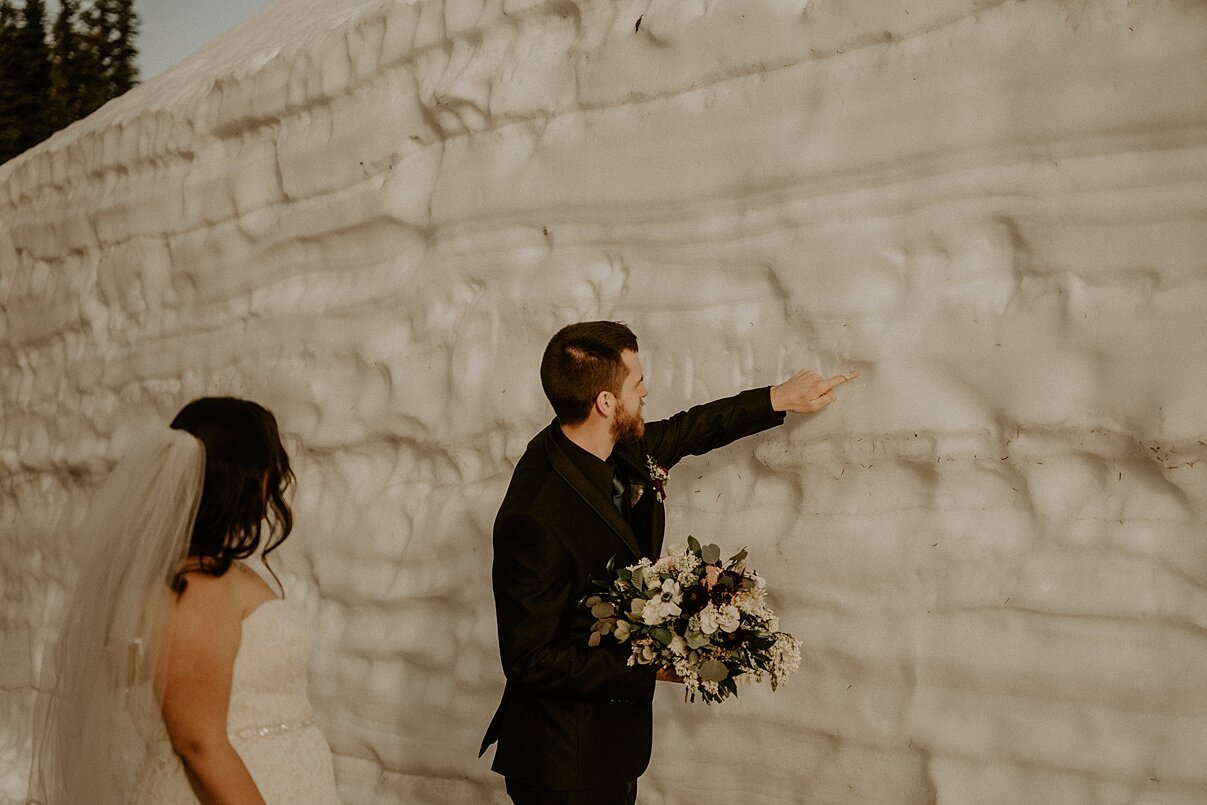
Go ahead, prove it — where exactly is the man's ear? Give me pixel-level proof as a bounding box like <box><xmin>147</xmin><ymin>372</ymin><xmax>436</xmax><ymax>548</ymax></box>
<box><xmin>593</xmin><ymin>390</ymin><xmax>614</xmax><ymax>418</ymax></box>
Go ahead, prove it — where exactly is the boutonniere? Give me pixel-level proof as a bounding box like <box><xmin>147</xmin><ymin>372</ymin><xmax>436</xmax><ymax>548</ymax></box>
<box><xmin>645</xmin><ymin>455</ymin><xmax>670</xmax><ymax>502</ymax></box>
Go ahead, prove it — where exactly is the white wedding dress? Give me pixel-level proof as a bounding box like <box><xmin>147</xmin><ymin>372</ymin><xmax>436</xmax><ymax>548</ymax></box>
<box><xmin>132</xmin><ymin>598</ymin><xmax>340</xmax><ymax>803</ymax></box>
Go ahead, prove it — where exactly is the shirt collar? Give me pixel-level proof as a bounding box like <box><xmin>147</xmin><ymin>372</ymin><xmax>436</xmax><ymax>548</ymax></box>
<box><xmin>551</xmin><ymin>421</ymin><xmax>617</xmax><ymax>497</ymax></box>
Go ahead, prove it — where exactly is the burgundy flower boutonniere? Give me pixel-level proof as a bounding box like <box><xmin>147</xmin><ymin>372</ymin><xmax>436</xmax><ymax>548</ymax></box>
<box><xmin>645</xmin><ymin>455</ymin><xmax>670</xmax><ymax>502</ymax></box>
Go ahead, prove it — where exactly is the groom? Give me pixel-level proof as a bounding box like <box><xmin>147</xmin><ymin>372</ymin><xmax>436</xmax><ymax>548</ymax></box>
<box><xmin>480</xmin><ymin>321</ymin><xmax>856</xmax><ymax>804</ymax></box>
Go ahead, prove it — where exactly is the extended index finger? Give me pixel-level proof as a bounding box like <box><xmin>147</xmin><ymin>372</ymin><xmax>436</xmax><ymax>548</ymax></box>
<box><xmin>819</xmin><ymin>370</ymin><xmax>858</xmax><ymax>393</ymax></box>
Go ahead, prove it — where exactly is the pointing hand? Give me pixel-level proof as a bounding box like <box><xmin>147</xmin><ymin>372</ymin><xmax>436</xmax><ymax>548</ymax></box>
<box><xmin>769</xmin><ymin>369</ymin><xmax>858</xmax><ymax>414</ymax></box>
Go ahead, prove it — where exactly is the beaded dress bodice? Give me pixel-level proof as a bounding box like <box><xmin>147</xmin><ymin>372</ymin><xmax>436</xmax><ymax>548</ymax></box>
<box><xmin>227</xmin><ymin>598</ymin><xmax>315</xmax><ymax>739</ymax></box>
<box><xmin>133</xmin><ymin>598</ymin><xmax>339</xmax><ymax>803</ymax></box>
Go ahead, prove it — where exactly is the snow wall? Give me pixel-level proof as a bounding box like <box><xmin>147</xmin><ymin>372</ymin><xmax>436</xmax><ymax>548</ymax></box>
<box><xmin>3</xmin><ymin>0</ymin><xmax>1207</xmax><ymax>802</ymax></box>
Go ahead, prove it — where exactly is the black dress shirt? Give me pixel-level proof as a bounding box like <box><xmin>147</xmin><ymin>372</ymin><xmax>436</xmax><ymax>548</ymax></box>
<box><xmin>550</xmin><ymin>424</ymin><xmax>630</xmax><ymax>517</ymax></box>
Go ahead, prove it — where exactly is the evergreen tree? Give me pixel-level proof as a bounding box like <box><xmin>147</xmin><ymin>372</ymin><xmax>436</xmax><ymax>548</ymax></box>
<box><xmin>8</xmin><ymin>0</ymin><xmax>53</xmax><ymax>155</ymax></box>
<box><xmin>0</xmin><ymin>0</ymin><xmax>140</xmax><ymax>164</ymax></box>
<box><xmin>0</xmin><ymin>0</ymin><xmax>21</xmax><ymax>160</ymax></box>
<box><xmin>80</xmin><ymin>0</ymin><xmax>138</xmax><ymax>116</ymax></box>
<box><xmin>49</xmin><ymin>0</ymin><xmax>93</xmax><ymax>129</ymax></box>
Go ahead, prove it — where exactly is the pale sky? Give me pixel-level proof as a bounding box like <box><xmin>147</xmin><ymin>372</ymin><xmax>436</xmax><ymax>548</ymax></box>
<box><xmin>48</xmin><ymin>0</ymin><xmax>277</xmax><ymax>81</ymax></box>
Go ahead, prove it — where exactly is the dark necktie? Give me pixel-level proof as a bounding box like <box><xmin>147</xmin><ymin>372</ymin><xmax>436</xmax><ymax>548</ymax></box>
<box><xmin>611</xmin><ymin>471</ymin><xmax>627</xmax><ymax>516</ymax></box>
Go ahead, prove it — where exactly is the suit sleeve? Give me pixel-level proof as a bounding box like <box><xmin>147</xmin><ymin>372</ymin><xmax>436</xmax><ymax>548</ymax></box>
<box><xmin>642</xmin><ymin>386</ymin><xmax>786</xmax><ymax>469</ymax></box>
<box><xmin>492</xmin><ymin>512</ymin><xmax>655</xmax><ymax>701</ymax></box>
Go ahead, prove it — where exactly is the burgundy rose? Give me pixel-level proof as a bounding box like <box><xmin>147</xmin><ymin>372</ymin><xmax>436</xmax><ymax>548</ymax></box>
<box><xmin>680</xmin><ymin>585</ymin><xmax>709</xmax><ymax>615</ymax></box>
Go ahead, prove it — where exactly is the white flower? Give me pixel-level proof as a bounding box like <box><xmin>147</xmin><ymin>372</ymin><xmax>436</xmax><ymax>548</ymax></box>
<box><xmin>716</xmin><ymin>604</ymin><xmax>741</xmax><ymax>633</ymax></box>
<box><xmin>641</xmin><ymin>597</ymin><xmax>682</xmax><ymax>626</ymax></box>
<box><xmin>697</xmin><ymin>604</ymin><xmax>720</xmax><ymax>635</ymax></box>
<box><xmin>735</xmin><ymin>585</ymin><xmax>769</xmax><ymax>617</ymax></box>
<box><xmin>658</xmin><ymin>578</ymin><xmax>682</xmax><ymax>604</ymax></box>
<box><xmin>672</xmin><ymin>548</ymin><xmax>700</xmax><ymax>575</ymax></box>
<box><xmin>769</xmin><ymin>634</ymin><xmax>802</xmax><ymax>689</ymax></box>
<box><xmin>669</xmin><ymin>635</ymin><xmax>687</xmax><ymax>657</ymax></box>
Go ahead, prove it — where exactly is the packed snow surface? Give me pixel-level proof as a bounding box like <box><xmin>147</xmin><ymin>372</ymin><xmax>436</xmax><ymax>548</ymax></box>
<box><xmin>3</xmin><ymin>0</ymin><xmax>1206</xmax><ymax>802</ymax></box>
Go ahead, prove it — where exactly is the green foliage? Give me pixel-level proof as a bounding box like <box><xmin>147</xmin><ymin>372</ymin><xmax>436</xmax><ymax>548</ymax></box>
<box><xmin>49</xmin><ymin>0</ymin><xmax>89</xmax><ymax>128</ymax></box>
<box><xmin>698</xmin><ymin>658</ymin><xmax>728</xmax><ymax>682</ymax></box>
<box><xmin>83</xmin><ymin>0</ymin><xmax>139</xmax><ymax>103</ymax></box>
<box><xmin>649</xmin><ymin>626</ymin><xmax>672</xmax><ymax>646</ymax></box>
<box><xmin>0</xmin><ymin>1</ymin><xmax>22</xmax><ymax>157</ymax></box>
<box><xmin>0</xmin><ymin>0</ymin><xmax>53</xmax><ymax>158</ymax></box>
<box><xmin>0</xmin><ymin>0</ymin><xmax>140</xmax><ymax>164</ymax></box>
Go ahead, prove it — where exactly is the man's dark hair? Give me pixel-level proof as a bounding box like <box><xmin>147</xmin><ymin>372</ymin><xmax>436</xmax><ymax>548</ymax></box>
<box><xmin>540</xmin><ymin>321</ymin><xmax>638</xmax><ymax>424</ymax></box>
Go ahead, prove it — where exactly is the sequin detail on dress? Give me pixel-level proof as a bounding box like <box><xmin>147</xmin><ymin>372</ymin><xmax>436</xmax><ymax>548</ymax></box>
<box><xmin>232</xmin><ymin>717</ymin><xmax>315</xmax><ymax>740</ymax></box>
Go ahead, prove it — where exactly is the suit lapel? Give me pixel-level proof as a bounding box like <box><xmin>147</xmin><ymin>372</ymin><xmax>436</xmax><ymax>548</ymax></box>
<box><xmin>543</xmin><ymin>427</ymin><xmax>643</xmax><ymax>560</ymax></box>
<box><xmin>610</xmin><ymin>442</ymin><xmax>652</xmax><ymax>485</ymax></box>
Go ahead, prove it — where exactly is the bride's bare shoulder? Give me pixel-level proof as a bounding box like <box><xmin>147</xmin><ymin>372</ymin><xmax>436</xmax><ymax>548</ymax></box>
<box><xmin>171</xmin><ymin>559</ymin><xmax>279</xmax><ymax>619</ymax></box>
<box><xmin>161</xmin><ymin>568</ymin><xmax>243</xmax><ymax>648</ymax></box>
<box><xmin>230</xmin><ymin>560</ymin><xmax>281</xmax><ymax>610</ymax></box>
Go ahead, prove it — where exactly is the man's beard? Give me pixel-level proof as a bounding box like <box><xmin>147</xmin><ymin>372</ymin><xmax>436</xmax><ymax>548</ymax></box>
<box><xmin>611</xmin><ymin>398</ymin><xmax>645</xmax><ymax>444</ymax></box>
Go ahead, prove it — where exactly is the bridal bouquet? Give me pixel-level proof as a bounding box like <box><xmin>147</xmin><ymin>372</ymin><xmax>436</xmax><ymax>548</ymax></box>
<box><xmin>585</xmin><ymin>538</ymin><xmax>801</xmax><ymax>704</ymax></box>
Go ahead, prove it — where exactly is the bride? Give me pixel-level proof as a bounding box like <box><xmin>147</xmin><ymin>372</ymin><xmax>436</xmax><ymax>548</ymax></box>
<box><xmin>28</xmin><ymin>397</ymin><xmax>340</xmax><ymax>804</ymax></box>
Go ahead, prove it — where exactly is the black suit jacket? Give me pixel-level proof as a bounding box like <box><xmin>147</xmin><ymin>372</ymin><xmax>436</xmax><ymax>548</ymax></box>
<box><xmin>480</xmin><ymin>387</ymin><xmax>785</xmax><ymax>789</ymax></box>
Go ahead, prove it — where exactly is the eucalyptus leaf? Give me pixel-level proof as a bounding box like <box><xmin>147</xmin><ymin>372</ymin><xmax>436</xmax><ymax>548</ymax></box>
<box><xmin>650</xmin><ymin>626</ymin><xmax>673</xmax><ymax>645</ymax></box>
<box><xmin>591</xmin><ymin>601</ymin><xmax>616</xmax><ymax>618</ymax></box>
<box><xmin>701</xmin><ymin>543</ymin><xmax>721</xmax><ymax>565</ymax></box>
<box><xmin>687</xmin><ymin>535</ymin><xmax>701</xmax><ymax>555</ymax></box>
<box><xmin>699</xmin><ymin>659</ymin><xmax>729</xmax><ymax>682</ymax></box>
<box><xmin>588</xmin><ymin>631</ymin><xmax>602</xmax><ymax>647</ymax></box>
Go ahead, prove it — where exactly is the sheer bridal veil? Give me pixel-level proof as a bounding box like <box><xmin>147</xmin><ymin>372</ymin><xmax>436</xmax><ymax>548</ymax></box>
<box><xmin>28</xmin><ymin>427</ymin><xmax>205</xmax><ymax>804</ymax></box>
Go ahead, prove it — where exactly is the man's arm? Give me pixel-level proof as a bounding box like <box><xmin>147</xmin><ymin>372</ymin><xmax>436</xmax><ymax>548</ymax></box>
<box><xmin>641</xmin><ymin>387</ymin><xmax>783</xmax><ymax>469</ymax></box>
<box><xmin>492</xmin><ymin>512</ymin><xmax>655</xmax><ymax>701</ymax></box>
<box><xmin>642</xmin><ymin>370</ymin><xmax>858</xmax><ymax>468</ymax></box>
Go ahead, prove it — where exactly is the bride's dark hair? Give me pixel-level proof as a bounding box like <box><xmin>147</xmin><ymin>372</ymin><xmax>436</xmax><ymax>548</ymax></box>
<box><xmin>168</xmin><ymin>397</ymin><xmax>294</xmax><ymax>593</ymax></box>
